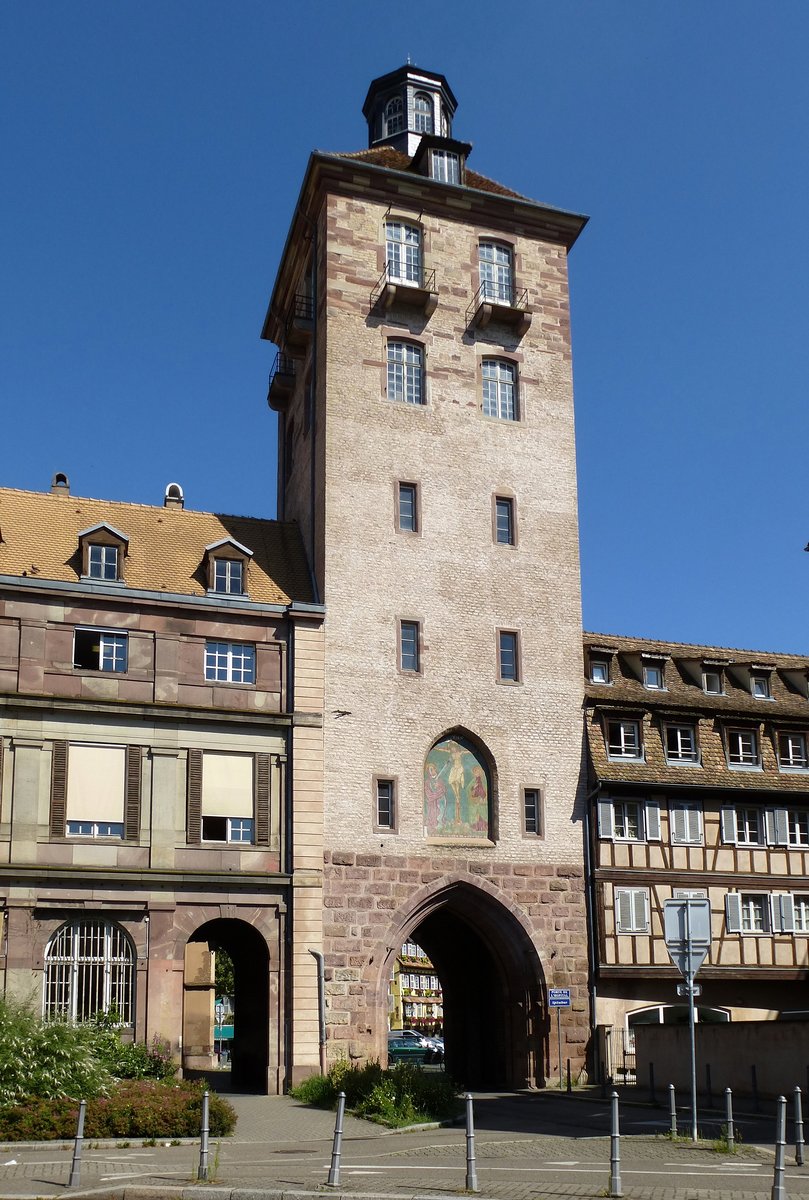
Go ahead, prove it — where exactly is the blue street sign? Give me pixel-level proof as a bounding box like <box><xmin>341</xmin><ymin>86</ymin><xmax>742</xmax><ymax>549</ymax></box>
<box><xmin>548</xmin><ymin>988</ymin><xmax>571</xmax><ymax>1007</ymax></box>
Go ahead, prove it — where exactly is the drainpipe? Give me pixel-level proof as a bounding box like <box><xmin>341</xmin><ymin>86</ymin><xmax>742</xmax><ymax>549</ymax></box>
<box><xmin>309</xmin><ymin>948</ymin><xmax>327</xmax><ymax>1075</ymax></box>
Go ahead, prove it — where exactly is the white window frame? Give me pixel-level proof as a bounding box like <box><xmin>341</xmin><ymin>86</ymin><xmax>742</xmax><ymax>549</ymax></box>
<box><xmin>430</xmin><ymin>149</ymin><xmax>460</xmax><ymax>183</ymax></box>
<box><xmin>702</xmin><ymin>669</ymin><xmax>723</xmax><ymax>695</ymax></box>
<box><xmin>778</xmin><ymin>732</ymin><xmax>808</xmax><ymax>770</ymax></box>
<box><xmin>751</xmin><ymin>672</ymin><xmax>772</xmax><ymax>699</ymax></box>
<box><xmin>413</xmin><ymin>91</ymin><xmax>433</xmax><ymax>134</ymax></box>
<box><xmin>740</xmin><ymin>893</ymin><xmax>769</xmax><ymax>933</ymax></box>
<box><xmin>482</xmin><ymin>359</ymin><xmax>517</xmax><ymax>421</ymax></box>
<box><xmin>642</xmin><ymin>663</ymin><xmax>665</xmax><ymax>690</ymax></box>
<box><xmin>794</xmin><ymin>894</ymin><xmax>809</xmax><ymax>933</ymax></box>
<box><xmin>204</xmin><ymin>641</ymin><xmax>256</xmax><ymax>685</ymax></box>
<box><xmin>735</xmin><ymin>806</ymin><xmax>764</xmax><ymax>846</ymax></box>
<box><xmin>787</xmin><ymin>809</ymin><xmax>809</xmax><ymax>847</ymax></box>
<box><xmin>606</xmin><ymin>718</ymin><xmax>643</xmax><ymax>761</ymax></box>
<box><xmin>479</xmin><ymin>241</ymin><xmax>514</xmax><ymax>305</ymax></box>
<box><xmin>590</xmin><ymin>658</ymin><xmax>610</xmax><ymax>684</ymax></box>
<box><xmin>385</xmin><ymin>220</ymin><xmax>422</xmax><ymax>285</ymax></box>
<box><xmin>613</xmin><ymin>800</ymin><xmax>642</xmax><ymax>841</ymax></box>
<box><xmin>87</xmin><ymin>543</ymin><xmax>119</xmax><ymax>581</ymax></box>
<box><xmin>664</xmin><ymin>723</ymin><xmax>699</xmax><ymax>764</ymax></box>
<box><xmin>66</xmin><ymin>820</ymin><xmax>125</xmax><ymax>839</ymax></box>
<box><xmin>201</xmin><ymin>815</ymin><xmax>254</xmax><ymax>844</ymax></box>
<box><xmin>615</xmin><ymin>887</ymin><xmax>650</xmax><ymax>934</ymax></box>
<box><xmin>726</xmin><ymin>727</ymin><xmax>760</xmax><ymax>768</ymax></box>
<box><xmin>387</xmin><ymin>340</ymin><xmax>424</xmax><ymax>405</ymax></box>
<box><xmin>598</xmin><ymin>797</ymin><xmax>660</xmax><ymax>842</ymax></box>
<box><xmin>212</xmin><ymin>558</ymin><xmax>244</xmax><ymax>595</ymax></box>
<box><xmin>384</xmin><ymin>96</ymin><xmax>404</xmax><ymax>136</ymax></box>
<box><xmin>73</xmin><ymin>628</ymin><xmax>128</xmax><ymax>674</ymax></box>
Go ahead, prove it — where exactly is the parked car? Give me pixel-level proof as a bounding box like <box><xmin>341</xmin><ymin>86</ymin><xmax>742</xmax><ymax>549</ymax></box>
<box><xmin>391</xmin><ymin>1029</ymin><xmax>444</xmax><ymax>1064</ymax></box>
<box><xmin>387</xmin><ymin>1034</ymin><xmax>428</xmax><ymax>1064</ymax></box>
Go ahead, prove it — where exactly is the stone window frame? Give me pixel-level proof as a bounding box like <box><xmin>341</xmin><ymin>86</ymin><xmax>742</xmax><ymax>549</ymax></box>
<box><xmin>396</xmin><ymin>480</ymin><xmax>421</xmax><ymax>535</ymax></box>
<box><xmin>398</xmin><ymin>618</ymin><xmax>422</xmax><ymax>675</ymax></box>
<box><xmin>373</xmin><ymin>774</ymin><xmax>398</xmax><ymax>833</ymax></box>
<box><xmin>522</xmin><ymin>786</ymin><xmax>543</xmax><ymax>838</ymax></box>
<box><xmin>496</xmin><ymin>628</ymin><xmax>521</xmax><ymax>684</ymax></box>
<box><xmin>492</xmin><ymin>492</ymin><xmax>517</xmax><ymax>547</ymax></box>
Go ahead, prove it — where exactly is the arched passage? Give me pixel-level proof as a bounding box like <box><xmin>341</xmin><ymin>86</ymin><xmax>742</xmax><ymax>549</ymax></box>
<box><xmin>378</xmin><ymin>878</ymin><xmax>547</xmax><ymax>1089</ymax></box>
<box><xmin>184</xmin><ymin>918</ymin><xmax>270</xmax><ymax>1093</ymax></box>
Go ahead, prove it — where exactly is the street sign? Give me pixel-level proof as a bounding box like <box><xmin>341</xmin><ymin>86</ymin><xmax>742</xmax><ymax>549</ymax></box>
<box><xmin>677</xmin><ymin>983</ymin><xmax>701</xmax><ymax>997</ymax></box>
<box><xmin>663</xmin><ymin>898</ymin><xmax>711</xmax><ymax>979</ymax></box>
<box><xmin>548</xmin><ymin>988</ymin><xmax>571</xmax><ymax>1007</ymax></box>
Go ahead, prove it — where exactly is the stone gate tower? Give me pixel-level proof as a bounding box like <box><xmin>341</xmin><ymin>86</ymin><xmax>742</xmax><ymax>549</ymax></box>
<box><xmin>263</xmin><ymin>64</ymin><xmax>590</xmax><ymax>1087</ymax></box>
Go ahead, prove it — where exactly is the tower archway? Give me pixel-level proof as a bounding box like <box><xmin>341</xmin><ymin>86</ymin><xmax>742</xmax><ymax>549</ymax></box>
<box><xmin>378</xmin><ymin>877</ymin><xmax>547</xmax><ymax>1089</ymax></box>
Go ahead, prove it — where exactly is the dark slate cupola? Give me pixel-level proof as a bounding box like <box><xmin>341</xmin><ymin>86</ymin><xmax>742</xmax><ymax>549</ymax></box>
<box><xmin>363</xmin><ymin>64</ymin><xmax>458</xmax><ymax>158</ymax></box>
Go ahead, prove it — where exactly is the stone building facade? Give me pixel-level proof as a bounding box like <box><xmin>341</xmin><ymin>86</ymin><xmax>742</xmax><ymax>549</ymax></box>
<box><xmin>0</xmin><ymin>478</ymin><xmax>324</xmax><ymax>1092</ymax></box>
<box><xmin>263</xmin><ymin>65</ymin><xmax>591</xmax><ymax>1087</ymax></box>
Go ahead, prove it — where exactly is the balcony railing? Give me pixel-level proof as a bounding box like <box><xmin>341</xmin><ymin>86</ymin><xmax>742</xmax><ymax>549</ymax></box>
<box><xmin>370</xmin><ymin>263</ymin><xmax>438</xmax><ymax>317</ymax></box>
<box><xmin>266</xmin><ymin>351</ymin><xmax>296</xmax><ymax>411</ymax></box>
<box><xmin>284</xmin><ymin>293</ymin><xmax>314</xmax><ymax>356</ymax></box>
<box><xmin>466</xmin><ymin>280</ymin><xmax>531</xmax><ymax>335</ymax></box>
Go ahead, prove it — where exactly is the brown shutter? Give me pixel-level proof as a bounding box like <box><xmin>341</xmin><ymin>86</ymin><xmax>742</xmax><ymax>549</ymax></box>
<box><xmin>125</xmin><ymin>746</ymin><xmax>142</xmax><ymax>841</ymax></box>
<box><xmin>187</xmin><ymin>749</ymin><xmax>202</xmax><ymax>844</ymax></box>
<box><xmin>255</xmin><ymin>753</ymin><xmax>270</xmax><ymax>844</ymax></box>
<box><xmin>50</xmin><ymin>741</ymin><xmax>68</xmax><ymax>837</ymax></box>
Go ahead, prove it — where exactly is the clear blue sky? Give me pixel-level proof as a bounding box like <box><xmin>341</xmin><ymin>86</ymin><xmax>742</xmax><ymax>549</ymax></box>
<box><xmin>3</xmin><ymin>3</ymin><xmax>808</xmax><ymax>652</ymax></box>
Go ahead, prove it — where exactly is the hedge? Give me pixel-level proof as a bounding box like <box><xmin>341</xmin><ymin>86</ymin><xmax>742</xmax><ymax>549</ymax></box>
<box><xmin>0</xmin><ymin>1080</ymin><xmax>236</xmax><ymax>1141</ymax></box>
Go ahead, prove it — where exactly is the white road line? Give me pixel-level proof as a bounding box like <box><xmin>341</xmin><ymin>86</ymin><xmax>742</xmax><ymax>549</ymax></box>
<box><xmin>100</xmin><ymin>1169</ymin><xmax>186</xmax><ymax>1182</ymax></box>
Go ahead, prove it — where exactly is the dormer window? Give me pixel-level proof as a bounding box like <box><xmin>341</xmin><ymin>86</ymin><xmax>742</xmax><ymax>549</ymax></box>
<box><xmin>590</xmin><ymin>657</ymin><xmax>610</xmax><ymax>685</ymax></box>
<box><xmin>205</xmin><ymin>538</ymin><xmax>253</xmax><ymax>598</ymax></box>
<box><xmin>414</xmin><ymin>92</ymin><xmax>433</xmax><ymax>134</ymax></box>
<box><xmin>751</xmin><ymin>671</ymin><xmax>772</xmax><ymax>700</ymax></box>
<box><xmin>78</xmin><ymin>523</ymin><xmax>128</xmax><ymax>583</ymax></box>
<box><xmin>703</xmin><ymin>667</ymin><xmax>723</xmax><ymax>695</ymax></box>
<box><xmin>430</xmin><ymin>149</ymin><xmax>460</xmax><ymax>184</ymax></box>
<box><xmin>643</xmin><ymin>662</ymin><xmax>665</xmax><ymax>690</ymax></box>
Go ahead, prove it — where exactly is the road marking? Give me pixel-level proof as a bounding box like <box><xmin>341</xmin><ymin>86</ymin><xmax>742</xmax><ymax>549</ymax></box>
<box><xmin>546</xmin><ymin>1160</ymin><xmax>580</xmax><ymax>1165</ymax></box>
<box><xmin>100</xmin><ymin>1169</ymin><xmax>186</xmax><ymax>1182</ymax></box>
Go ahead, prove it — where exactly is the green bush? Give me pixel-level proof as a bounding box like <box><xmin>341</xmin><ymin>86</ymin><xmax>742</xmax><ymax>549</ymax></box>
<box><xmin>0</xmin><ymin>1081</ymin><xmax>236</xmax><ymax>1140</ymax></box>
<box><xmin>291</xmin><ymin>1059</ymin><xmax>460</xmax><ymax>1127</ymax></box>
<box><xmin>0</xmin><ymin>999</ymin><xmax>111</xmax><ymax>1107</ymax></box>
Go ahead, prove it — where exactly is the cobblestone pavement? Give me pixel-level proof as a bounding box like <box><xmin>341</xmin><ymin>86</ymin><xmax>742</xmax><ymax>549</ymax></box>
<box><xmin>0</xmin><ymin>1091</ymin><xmax>806</xmax><ymax>1200</ymax></box>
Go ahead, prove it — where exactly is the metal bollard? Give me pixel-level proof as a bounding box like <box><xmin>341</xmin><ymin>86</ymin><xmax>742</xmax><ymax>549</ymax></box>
<box><xmin>649</xmin><ymin>1061</ymin><xmax>656</xmax><ymax>1105</ymax></box>
<box><xmin>752</xmin><ymin>1064</ymin><xmax>760</xmax><ymax>1113</ymax></box>
<box><xmin>465</xmin><ymin>1092</ymin><xmax>479</xmax><ymax>1192</ymax></box>
<box><xmin>197</xmin><ymin>1089</ymin><xmax>209</xmax><ymax>1181</ymax></box>
<box><xmin>68</xmin><ymin>1099</ymin><xmax>86</xmax><ymax>1188</ymax></box>
<box><xmin>609</xmin><ymin>1091</ymin><xmax>622</xmax><ymax>1197</ymax></box>
<box><xmin>772</xmin><ymin>1096</ymin><xmax>786</xmax><ymax>1200</ymax></box>
<box><xmin>725</xmin><ymin>1088</ymin><xmax>734</xmax><ymax>1152</ymax></box>
<box><xmin>795</xmin><ymin>1086</ymin><xmax>805</xmax><ymax>1167</ymax></box>
<box><xmin>669</xmin><ymin>1083</ymin><xmax>677</xmax><ymax>1137</ymax></box>
<box><xmin>566</xmin><ymin>1059</ymin><xmax>572</xmax><ymax>1094</ymax></box>
<box><xmin>326</xmin><ymin>1091</ymin><xmax>346</xmax><ymax>1187</ymax></box>
<box><xmin>706</xmin><ymin>1063</ymin><xmax>713</xmax><ymax>1109</ymax></box>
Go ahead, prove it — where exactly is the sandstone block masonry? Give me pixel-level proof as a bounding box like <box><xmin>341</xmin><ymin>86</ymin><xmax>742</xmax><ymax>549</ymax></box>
<box><xmin>322</xmin><ymin>850</ymin><xmax>590</xmax><ymax>1080</ymax></box>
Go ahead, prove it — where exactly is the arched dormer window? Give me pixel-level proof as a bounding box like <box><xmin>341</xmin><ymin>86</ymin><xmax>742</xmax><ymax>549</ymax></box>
<box><xmin>413</xmin><ymin>92</ymin><xmax>433</xmax><ymax>134</ymax></box>
<box><xmin>77</xmin><ymin>523</ymin><xmax>129</xmax><ymax>583</ymax></box>
<box><xmin>384</xmin><ymin>96</ymin><xmax>404</xmax><ymax>137</ymax></box>
<box><xmin>204</xmin><ymin>537</ymin><xmax>253</xmax><ymax>597</ymax></box>
<box><xmin>424</xmin><ymin>733</ymin><xmax>492</xmax><ymax>840</ymax></box>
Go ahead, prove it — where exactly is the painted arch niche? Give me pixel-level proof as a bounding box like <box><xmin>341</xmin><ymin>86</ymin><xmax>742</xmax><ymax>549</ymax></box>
<box><xmin>423</xmin><ymin>734</ymin><xmax>491</xmax><ymax>839</ymax></box>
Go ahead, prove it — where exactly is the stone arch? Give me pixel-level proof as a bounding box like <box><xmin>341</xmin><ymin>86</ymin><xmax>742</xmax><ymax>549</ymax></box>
<box><xmin>372</xmin><ymin>873</ymin><xmax>548</xmax><ymax>1088</ymax></box>
<box><xmin>422</xmin><ymin>726</ymin><xmax>498</xmax><ymax>841</ymax></box>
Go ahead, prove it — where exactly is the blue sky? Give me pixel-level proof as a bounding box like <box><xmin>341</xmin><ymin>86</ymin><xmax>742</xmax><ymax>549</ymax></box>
<box><xmin>3</xmin><ymin>3</ymin><xmax>809</xmax><ymax>652</ymax></box>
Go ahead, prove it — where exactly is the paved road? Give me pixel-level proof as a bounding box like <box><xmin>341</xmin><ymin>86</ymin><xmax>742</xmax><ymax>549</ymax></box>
<box><xmin>0</xmin><ymin>1090</ymin><xmax>806</xmax><ymax>1200</ymax></box>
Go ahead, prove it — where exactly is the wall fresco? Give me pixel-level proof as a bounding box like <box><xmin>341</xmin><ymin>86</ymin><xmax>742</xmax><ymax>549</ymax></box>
<box><xmin>423</xmin><ymin>735</ymin><xmax>489</xmax><ymax>838</ymax></box>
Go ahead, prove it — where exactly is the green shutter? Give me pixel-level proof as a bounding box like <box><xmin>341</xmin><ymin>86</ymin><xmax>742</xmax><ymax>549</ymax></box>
<box><xmin>50</xmin><ymin>741</ymin><xmax>68</xmax><ymax>838</ymax></box>
<box><xmin>255</xmin><ymin>754</ymin><xmax>270</xmax><ymax>844</ymax></box>
<box><xmin>125</xmin><ymin>746</ymin><xmax>142</xmax><ymax>841</ymax></box>
<box><xmin>187</xmin><ymin>749</ymin><xmax>202</xmax><ymax>844</ymax></box>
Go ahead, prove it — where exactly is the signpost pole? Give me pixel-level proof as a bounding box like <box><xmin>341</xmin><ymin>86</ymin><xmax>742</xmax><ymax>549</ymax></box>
<box><xmin>557</xmin><ymin>1007</ymin><xmax>563</xmax><ymax>1090</ymax></box>
<box><xmin>686</xmin><ymin>900</ymin><xmax>698</xmax><ymax>1143</ymax></box>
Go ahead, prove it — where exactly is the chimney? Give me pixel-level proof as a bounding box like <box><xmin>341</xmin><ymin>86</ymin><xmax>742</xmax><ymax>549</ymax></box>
<box><xmin>50</xmin><ymin>472</ymin><xmax>70</xmax><ymax>497</ymax></box>
<box><xmin>164</xmin><ymin>482</ymin><xmax>184</xmax><ymax>510</ymax></box>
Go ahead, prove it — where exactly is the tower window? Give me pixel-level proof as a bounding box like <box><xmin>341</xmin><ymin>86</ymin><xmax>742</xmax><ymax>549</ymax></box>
<box><xmin>385</xmin><ymin>221</ymin><xmax>422</xmax><ymax>285</ymax></box>
<box><xmin>497</xmin><ymin>630</ymin><xmax>520</xmax><ymax>682</ymax></box>
<box><xmin>523</xmin><ymin>788</ymin><xmax>542</xmax><ymax>835</ymax></box>
<box><xmin>387</xmin><ymin>341</ymin><xmax>424</xmax><ymax>406</ymax></box>
<box><xmin>413</xmin><ymin>92</ymin><xmax>433</xmax><ymax>134</ymax></box>
<box><xmin>384</xmin><ymin>96</ymin><xmax>404</xmax><ymax>136</ymax></box>
<box><xmin>375</xmin><ymin>778</ymin><xmax>396</xmax><ymax>830</ymax></box>
<box><xmin>399</xmin><ymin>620</ymin><xmax>421</xmax><ymax>673</ymax></box>
<box><xmin>494</xmin><ymin>497</ymin><xmax>515</xmax><ymax>545</ymax></box>
<box><xmin>482</xmin><ymin>359</ymin><xmax>517</xmax><ymax>421</ymax></box>
<box><xmin>479</xmin><ymin>242</ymin><xmax>514</xmax><ymax>305</ymax></box>
<box><xmin>398</xmin><ymin>482</ymin><xmax>419</xmax><ymax>533</ymax></box>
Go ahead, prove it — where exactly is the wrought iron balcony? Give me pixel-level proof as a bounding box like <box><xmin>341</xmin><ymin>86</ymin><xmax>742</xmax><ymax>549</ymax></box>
<box><xmin>284</xmin><ymin>293</ymin><xmax>314</xmax><ymax>356</ymax></box>
<box><xmin>267</xmin><ymin>351</ymin><xmax>296</xmax><ymax>411</ymax></box>
<box><xmin>370</xmin><ymin>263</ymin><xmax>438</xmax><ymax>317</ymax></box>
<box><xmin>466</xmin><ymin>280</ymin><xmax>532</xmax><ymax>335</ymax></box>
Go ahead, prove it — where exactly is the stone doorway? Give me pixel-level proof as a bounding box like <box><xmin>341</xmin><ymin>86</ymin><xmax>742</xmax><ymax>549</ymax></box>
<box><xmin>183</xmin><ymin>918</ymin><xmax>271</xmax><ymax>1093</ymax></box>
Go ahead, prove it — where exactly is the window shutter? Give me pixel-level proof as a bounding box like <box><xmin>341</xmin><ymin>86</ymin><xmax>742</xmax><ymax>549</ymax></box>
<box><xmin>725</xmin><ymin>892</ymin><xmax>743</xmax><ymax>933</ymax></box>
<box><xmin>187</xmin><ymin>749</ymin><xmax>202</xmax><ymax>844</ymax></box>
<box><xmin>720</xmin><ymin>806</ymin><xmax>737</xmax><ymax>844</ymax></box>
<box><xmin>671</xmin><ymin>804</ymin><xmax>687</xmax><ymax>844</ymax></box>
<box><xmin>124</xmin><ymin>746</ymin><xmax>142</xmax><ymax>842</ymax></box>
<box><xmin>634</xmin><ymin>889</ymin><xmax>650</xmax><ymax>932</ymax></box>
<box><xmin>615</xmin><ymin>889</ymin><xmax>632</xmax><ymax>933</ymax></box>
<box><xmin>687</xmin><ymin>805</ymin><xmax>702</xmax><ymax>843</ymax></box>
<box><xmin>598</xmin><ymin>798</ymin><xmax>614</xmax><ymax>840</ymax></box>
<box><xmin>777</xmin><ymin>893</ymin><xmax>795</xmax><ymax>934</ymax></box>
<box><xmin>50</xmin><ymin>741</ymin><xmax>68</xmax><ymax>837</ymax></box>
<box><xmin>645</xmin><ymin>799</ymin><xmax>662</xmax><ymax>841</ymax></box>
<box><xmin>772</xmin><ymin>808</ymin><xmax>789</xmax><ymax>846</ymax></box>
<box><xmin>255</xmin><ymin>753</ymin><xmax>270</xmax><ymax>844</ymax></box>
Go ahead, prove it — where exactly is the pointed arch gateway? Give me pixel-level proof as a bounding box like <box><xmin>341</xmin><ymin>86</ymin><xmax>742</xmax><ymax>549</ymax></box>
<box><xmin>377</xmin><ymin>876</ymin><xmax>548</xmax><ymax>1089</ymax></box>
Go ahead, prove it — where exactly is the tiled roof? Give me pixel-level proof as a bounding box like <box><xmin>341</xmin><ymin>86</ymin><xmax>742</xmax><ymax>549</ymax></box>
<box><xmin>584</xmin><ymin>631</ymin><xmax>809</xmax><ymax>793</ymax></box>
<box><xmin>0</xmin><ymin>488</ymin><xmax>313</xmax><ymax>605</ymax></box>
<box><xmin>332</xmin><ymin>147</ymin><xmax>530</xmax><ymax>201</ymax></box>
